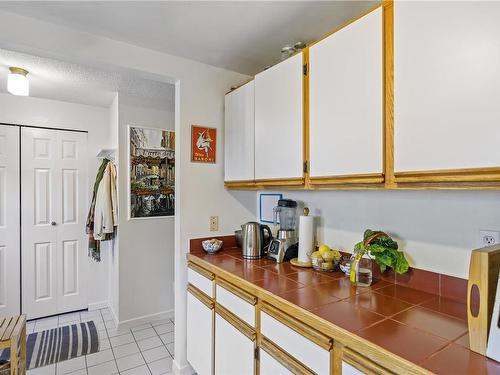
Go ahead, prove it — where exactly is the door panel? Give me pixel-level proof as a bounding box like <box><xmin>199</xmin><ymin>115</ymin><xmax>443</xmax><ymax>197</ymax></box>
<box><xmin>215</xmin><ymin>314</ymin><xmax>254</xmax><ymax>375</ymax></box>
<box><xmin>22</xmin><ymin>127</ymin><xmax>87</xmax><ymax>319</ymax></box>
<box><xmin>0</xmin><ymin>125</ymin><xmax>20</xmax><ymax>316</ymax></box>
<box><xmin>34</xmin><ymin>242</ymin><xmax>53</xmax><ymax>300</ymax></box>
<box><xmin>187</xmin><ymin>292</ymin><xmax>214</xmax><ymax>375</ymax></box>
<box><xmin>254</xmin><ymin>53</ymin><xmax>303</xmax><ymax>180</ymax></box>
<box><xmin>224</xmin><ymin>81</ymin><xmax>255</xmax><ymax>182</ymax></box>
<box><xmin>56</xmin><ymin>130</ymin><xmax>87</xmax><ymax>314</ymax></box>
<box><xmin>309</xmin><ymin>7</ymin><xmax>383</xmax><ymax>177</ymax></box>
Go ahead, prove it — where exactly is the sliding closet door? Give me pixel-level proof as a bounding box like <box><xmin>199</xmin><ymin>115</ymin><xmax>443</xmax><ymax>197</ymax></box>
<box><xmin>22</xmin><ymin>127</ymin><xmax>88</xmax><ymax>319</ymax></box>
<box><xmin>0</xmin><ymin>125</ymin><xmax>20</xmax><ymax>316</ymax></box>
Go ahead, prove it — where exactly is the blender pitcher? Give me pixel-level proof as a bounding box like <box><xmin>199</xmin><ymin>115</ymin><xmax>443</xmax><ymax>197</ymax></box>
<box><xmin>273</xmin><ymin>199</ymin><xmax>298</xmax><ymax>231</ymax></box>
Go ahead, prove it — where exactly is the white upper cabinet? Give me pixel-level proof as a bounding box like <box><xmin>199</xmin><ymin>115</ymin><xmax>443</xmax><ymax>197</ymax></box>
<box><xmin>255</xmin><ymin>52</ymin><xmax>303</xmax><ymax>180</ymax></box>
<box><xmin>309</xmin><ymin>7</ymin><xmax>383</xmax><ymax>178</ymax></box>
<box><xmin>224</xmin><ymin>81</ymin><xmax>255</xmax><ymax>181</ymax></box>
<box><xmin>394</xmin><ymin>2</ymin><xmax>500</xmax><ymax>172</ymax></box>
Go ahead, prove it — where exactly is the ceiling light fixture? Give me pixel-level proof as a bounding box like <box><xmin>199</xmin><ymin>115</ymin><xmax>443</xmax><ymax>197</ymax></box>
<box><xmin>7</xmin><ymin>67</ymin><xmax>29</xmax><ymax>96</ymax></box>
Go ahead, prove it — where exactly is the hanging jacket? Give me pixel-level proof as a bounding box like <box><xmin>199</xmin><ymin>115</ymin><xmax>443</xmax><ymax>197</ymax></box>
<box><xmin>94</xmin><ymin>162</ymin><xmax>118</xmax><ymax>240</ymax></box>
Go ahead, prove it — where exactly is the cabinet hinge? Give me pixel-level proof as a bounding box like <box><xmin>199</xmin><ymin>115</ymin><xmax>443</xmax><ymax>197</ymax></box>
<box><xmin>254</xmin><ymin>347</ymin><xmax>259</xmax><ymax>360</ymax></box>
<box><xmin>303</xmin><ymin>161</ymin><xmax>309</xmax><ymax>173</ymax></box>
<box><xmin>303</xmin><ymin>63</ymin><xmax>308</xmax><ymax>76</ymax></box>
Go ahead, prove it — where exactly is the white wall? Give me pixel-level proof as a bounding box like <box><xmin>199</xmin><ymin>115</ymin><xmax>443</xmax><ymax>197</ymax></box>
<box><xmin>261</xmin><ymin>190</ymin><xmax>500</xmax><ymax>279</ymax></box>
<box><xmin>0</xmin><ymin>92</ymin><xmax>113</xmax><ymax>307</ymax></box>
<box><xmin>116</xmin><ymin>93</ymin><xmax>176</xmax><ymax>322</ymax></box>
<box><xmin>108</xmin><ymin>94</ymin><xmax>120</xmax><ymax>320</ymax></box>
<box><xmin>0</xmin><ymin>11</ymin><xmax>257</xmax><ymax>374</ymax></box>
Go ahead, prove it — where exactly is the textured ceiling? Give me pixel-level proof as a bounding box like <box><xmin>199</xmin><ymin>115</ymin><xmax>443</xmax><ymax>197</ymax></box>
<box><xmin>0</xmin><ymin>1</ymin><xmax>377</xmax><ymax>75</ymax></box>
<box><xmin>0</xmin><ymin>49</ymin><xmax>175</xmax><ymax>108</ymax></box>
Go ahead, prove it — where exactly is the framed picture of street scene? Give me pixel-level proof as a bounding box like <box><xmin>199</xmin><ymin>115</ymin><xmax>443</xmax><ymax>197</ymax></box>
<box><xmin>129</xmin><ymin>126</ymin><xmax>175</xmax><ymax>218</ymax></box>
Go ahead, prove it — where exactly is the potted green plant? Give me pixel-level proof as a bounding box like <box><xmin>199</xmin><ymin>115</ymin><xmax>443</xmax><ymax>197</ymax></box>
<box><xmin>350</xmin><ymin>230</ymin><xmax>409</xmax><ymax>285</ymax></box>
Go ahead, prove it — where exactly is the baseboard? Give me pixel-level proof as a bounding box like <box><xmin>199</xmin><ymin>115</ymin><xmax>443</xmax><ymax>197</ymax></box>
<box><xmin>88</xmin><ymin>301</ymin><xmax>109</xmax><ymax>311</ymax></box>
<box><xmin>172</xmin><ymin>359</ymin><xmax>193</xmax><ymax>375</ymax></box>
<box><xmin>117</xmin><ymin>309</ymin><xmax>174</xmax><ymax>330</ymax></box>
<box><xmin>108</xmin><ymin>305</ymin><xmax>119</xmax><ymax>327</ymax></box>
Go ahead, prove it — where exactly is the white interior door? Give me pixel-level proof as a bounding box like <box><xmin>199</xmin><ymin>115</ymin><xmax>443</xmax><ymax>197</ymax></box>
<box><xmin>22</xmin><ymin>127</ymin><xmax>88</xmax><ymax>319</ymax></box>
<box><xmin>0</xmin><ymin>125</ymin><xmax>20</xmax><ymax>317</ymax></box>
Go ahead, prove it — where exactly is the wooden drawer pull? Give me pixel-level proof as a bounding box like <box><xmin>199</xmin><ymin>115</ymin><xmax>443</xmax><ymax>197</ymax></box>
<box><xmin>217</xmin><ymin>278</ymin><xmax>257</xmax><ymax>305</ymax></box>
<box><xmin>260</xmin><ymin>336</ymin><xmax>315</xmax><ymax>375</ymax></box>
<box><xmin>188</xmin><ymin>261</ymin><xmax>215</xmax><ymax>281</ymax></box>
<box><xmin>215</xmin><ymin>303</ymin><xmax>256</xmax><ymax>341</ymax></box>
<box><xmin>343</xmin><ymin>347</ymin><xmax>393</xmax><ymax>375</ymax></box>
<box><xmin>261</xmin><ymin>302</ymin><xmax>333</xmax><ymax>350</ymax></box>
<box><xmin>187</xmin><ymin>283</ymin><xmax>214</xmax><ymax>309</ymax></box>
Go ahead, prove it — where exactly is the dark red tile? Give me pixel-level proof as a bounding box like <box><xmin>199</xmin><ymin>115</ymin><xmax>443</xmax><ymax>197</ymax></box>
<box><xmin>421</xmin><ymin>296</ymin><xmax>468</xmax><ymax>321</ymax></box>
<box><xmin>315</xmin><ymin>277</ymin><xmax>371</xmax><ymax>300</ymax></box>
<box><xmin>244</xmin><ymin>257</ymin><xmax>276</xmax><ymax>267</ymax></box>
<box><xmin>392</xmin><ymin>306</ymin><xmax>468</xmax><ymax>341</ymax></box>
<box><xmin>253</xmin><ymin>274</ymin><xmax>304</xmax><ymax>294</ymax></box>
<box><xmin>262</xmin><ymin>262</ymin><xmax>303</xmax><ymax>275</ymax></box>
<box><xmin>421</xmin><ymin>344</ymin><xmax>500</xmax><ymax>375</ymax></box>
<box><xmin>440</xmin><ymin>274</ymin><xmax>468</xmax><ymax>303</ymax></box>
<box><xmin>372</xmin><ymin>265</ymin><xmax>395</xmax><ymax>283</ymax></box>
<box><xmin>357</xmin><ymin>319</ymin><xmax>449</xmax><ymax>364</ymax></box>
<box><xmin>454</xmin><ymin>333</ymin><xmax>470</xmax><ymax>349</ymax></box>
<box><xmin>376</xmin><ymin>284</ymin><xmax>436</xmax><ymax>305</ymax></box>
<box><xmin>396</xmin><ymin>268</ymin><xmax>440</xmax><ymax>295</ymax></box>
<box><xmin>277</xmin><ymin>287</ymin><xmax>340</xmax><ymax>311</ymax></box>
<box><xmin>348</xmin><ymin>291</ymin><xmax>412</xmax><ymax>317</ymax></box>
<box><xmin>312</xmin><ymin>301</ymin><xmax>385</xmax><ymax>332</ymax></box>
<box><xmin>232</xmin><ymin>264</ymin><xmax>275</xmax><ymax>282</ymax></box>
<box><xmin>286</xmin><ymin>271</ymin><xmax>342</xmax><ymax>287</ymax></box>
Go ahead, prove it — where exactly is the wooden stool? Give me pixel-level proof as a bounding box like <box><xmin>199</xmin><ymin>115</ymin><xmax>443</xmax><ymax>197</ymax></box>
<box><xmin>0</xmin><ymin>316</ymin><xmax>26</xmax><ymax>375</ymax></box>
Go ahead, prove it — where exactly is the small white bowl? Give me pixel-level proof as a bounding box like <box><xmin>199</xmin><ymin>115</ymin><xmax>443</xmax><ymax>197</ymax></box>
<box><xmin>202</xmin><ymin>239</ymin><xmax>223</xmax><ymax>254</ymax></box>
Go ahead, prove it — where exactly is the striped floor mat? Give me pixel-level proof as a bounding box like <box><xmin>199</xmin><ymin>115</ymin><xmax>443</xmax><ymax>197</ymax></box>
<box><xmin>0</xmin><ymin>321</ymin><xmax>99</xmax><ymax>370</ymax></box>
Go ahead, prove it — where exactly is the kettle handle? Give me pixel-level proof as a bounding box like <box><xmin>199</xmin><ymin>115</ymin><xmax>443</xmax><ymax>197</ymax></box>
<box><xmin>261</xmin><ymin>225</ymin><xmax>273</xmax><ymax>254</ymax></box>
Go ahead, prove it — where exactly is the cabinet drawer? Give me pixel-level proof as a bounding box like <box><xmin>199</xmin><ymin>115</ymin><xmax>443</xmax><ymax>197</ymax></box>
<box><xmin>216</xmin><ymin>279</ymin><xmax>256</xmax><ymax>327</ymax></box>
<box><xmin>187</xmin><ymin>263</ymin><xmax>214</xmax><ymax>297</ymax></box>
<box><xmin>260</xmin><ymin>304</ymin><xmax>332</xmax><ymax>375</ymax></box>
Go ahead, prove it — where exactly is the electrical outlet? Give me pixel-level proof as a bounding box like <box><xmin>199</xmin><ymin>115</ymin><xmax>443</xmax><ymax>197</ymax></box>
<box><xmin>479</xmin><ymin>230</ymin><xmax>500</xmax><ymax>246</ymax></box>
<box><xmin>210</xmin><ymin>216</ymin><xmax>219</xmax><ymax>232</ymax></box>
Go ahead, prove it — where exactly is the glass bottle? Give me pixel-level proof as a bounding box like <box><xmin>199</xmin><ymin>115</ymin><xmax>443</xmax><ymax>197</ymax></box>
<box><xmin>349</xmin><ymin>253</ymin><xmax>373</xmax><ymax>287</ymax></box>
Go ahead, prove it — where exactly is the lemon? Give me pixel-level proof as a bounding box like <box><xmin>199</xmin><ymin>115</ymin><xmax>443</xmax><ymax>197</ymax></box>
<box><xmin>318</xmin><ymin>245</ymin><xmax>330</xmax><ymax>256</ymax></box>
<box><xmin>321</xmin><ymin>250</ymin><xmax>336</xmax><ymax>262</ymax></box>
<box><xmin>311</xmin><ymin>251</ymin><xmax>322</xmax><ymax>259</ymax></box>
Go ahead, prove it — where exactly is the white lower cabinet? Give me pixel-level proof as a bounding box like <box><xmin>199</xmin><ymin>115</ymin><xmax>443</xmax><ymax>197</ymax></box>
<box><xmin>215</xmin><ymin>313</ymin><xmax>254</xmax><ymax>375</ymax></box>
<box><xmin>260</xmin><ymin>349</ymin><xmax>293</xmax><ymax>375</ymax></box>
<box><xmin>342</xmin><ymin>361</ymin><xmax>365</xmax><ymax>375</ymax></box>
<box><xmin>187</xmin><ymin>289</ymin><xmax>214</xmax><ymax>375</ymax></box>
<box><xmin>261</xmin><ymin>311</ymin><xmax>330</xmax><ymax>375</ymax></box>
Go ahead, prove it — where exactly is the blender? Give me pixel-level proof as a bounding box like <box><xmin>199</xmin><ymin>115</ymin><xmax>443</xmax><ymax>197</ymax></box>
<box><xmin>267</xmin><ymin>199</ymin><xmax>299</xmax><ymax>263</ymax></box>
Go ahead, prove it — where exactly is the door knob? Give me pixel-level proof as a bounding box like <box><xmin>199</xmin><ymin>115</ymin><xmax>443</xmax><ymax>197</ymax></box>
<box><xmin>51</xmin><ymin>221</ymin><xmax>57</xmax><ymax>226</ymax></box>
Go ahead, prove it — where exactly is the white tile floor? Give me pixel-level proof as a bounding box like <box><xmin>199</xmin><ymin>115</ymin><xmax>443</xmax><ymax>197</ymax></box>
<box><xmin>25</xmin><ymin>308</ymin><xmax>175</xmax><ymax>375</ymax></box>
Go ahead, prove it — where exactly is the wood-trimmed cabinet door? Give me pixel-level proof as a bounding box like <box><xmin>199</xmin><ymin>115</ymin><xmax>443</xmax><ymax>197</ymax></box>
<box><xmin>187</xmin><ymin>286</ymin><xmax>214</xmax><ymax>375</ymax></box>
<box><xmin>394</xmin><ymin>1</ymin><xmax>500</xmax><ymax>184</ymax></box>
<box><xmin>224</xmin><ymin>81</ymin><xmax>255</xmax><ymax>184</ymax></box>
<box><xmin>254</xmin><ymin>52</ymin><xmax>304</xmax><ymax>184</ymax></box>
<box><xmin>308</xmin><ymin>7</ymin><xmax>384</xmax><ymax>186</ymax></box>
<box><xmin>0</xmin><ymin>125</ymin><xmax>20</xmax><ymax>317</ymax></box>
<box><xmin>214</xmin><ymin>310</ymin><xmax>255</xmax><ymax>375</ymax></box>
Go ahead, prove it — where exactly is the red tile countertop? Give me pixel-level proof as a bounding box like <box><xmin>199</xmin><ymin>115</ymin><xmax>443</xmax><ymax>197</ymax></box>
<box><xmin>189</xmin><ymin>238</ymin><xmax>500</xmax><ymax>375</ymax></box>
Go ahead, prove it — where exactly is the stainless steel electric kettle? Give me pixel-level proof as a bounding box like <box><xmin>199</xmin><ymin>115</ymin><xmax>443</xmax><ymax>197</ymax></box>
<box><xmin>241</xmin><ymin>222</ymin><xmax>272</xmax><ymax>259</ymax></box>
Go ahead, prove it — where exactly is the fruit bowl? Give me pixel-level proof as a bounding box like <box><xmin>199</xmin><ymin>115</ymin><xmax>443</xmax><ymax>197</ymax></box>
<box><xmin>202</xmin><ymin>239</ymin><xmax>223</xmax><ymax>254</ymax></box>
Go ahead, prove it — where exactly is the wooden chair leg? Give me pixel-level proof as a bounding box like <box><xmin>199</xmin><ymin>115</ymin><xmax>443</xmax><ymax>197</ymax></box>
<box><xmin>9</xmin><ymin>339</ymin><xmax>17</xmax><ymax>375</ymax></box>
<box><xmin>20</xmin><ymin>325</ymin><xmax>26</xmax><ymax>375</ymax></box>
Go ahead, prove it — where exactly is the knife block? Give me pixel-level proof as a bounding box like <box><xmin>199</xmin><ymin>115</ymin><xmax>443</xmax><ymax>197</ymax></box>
<box><xmin>467</xmin><ymin>245</ymin><xmax>500</xmax><ymax>355</ymax></box>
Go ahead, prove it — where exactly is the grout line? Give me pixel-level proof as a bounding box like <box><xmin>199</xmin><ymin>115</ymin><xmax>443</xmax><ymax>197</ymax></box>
<box><xmin>99</xmin><ymin>308</ymin><xmax>120</xmax><ymax>375</ymax></box>
<box><xmin>129</xmin><ymin>321</ymin><xmax>152</xmax><ymax>375</ymax></box>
